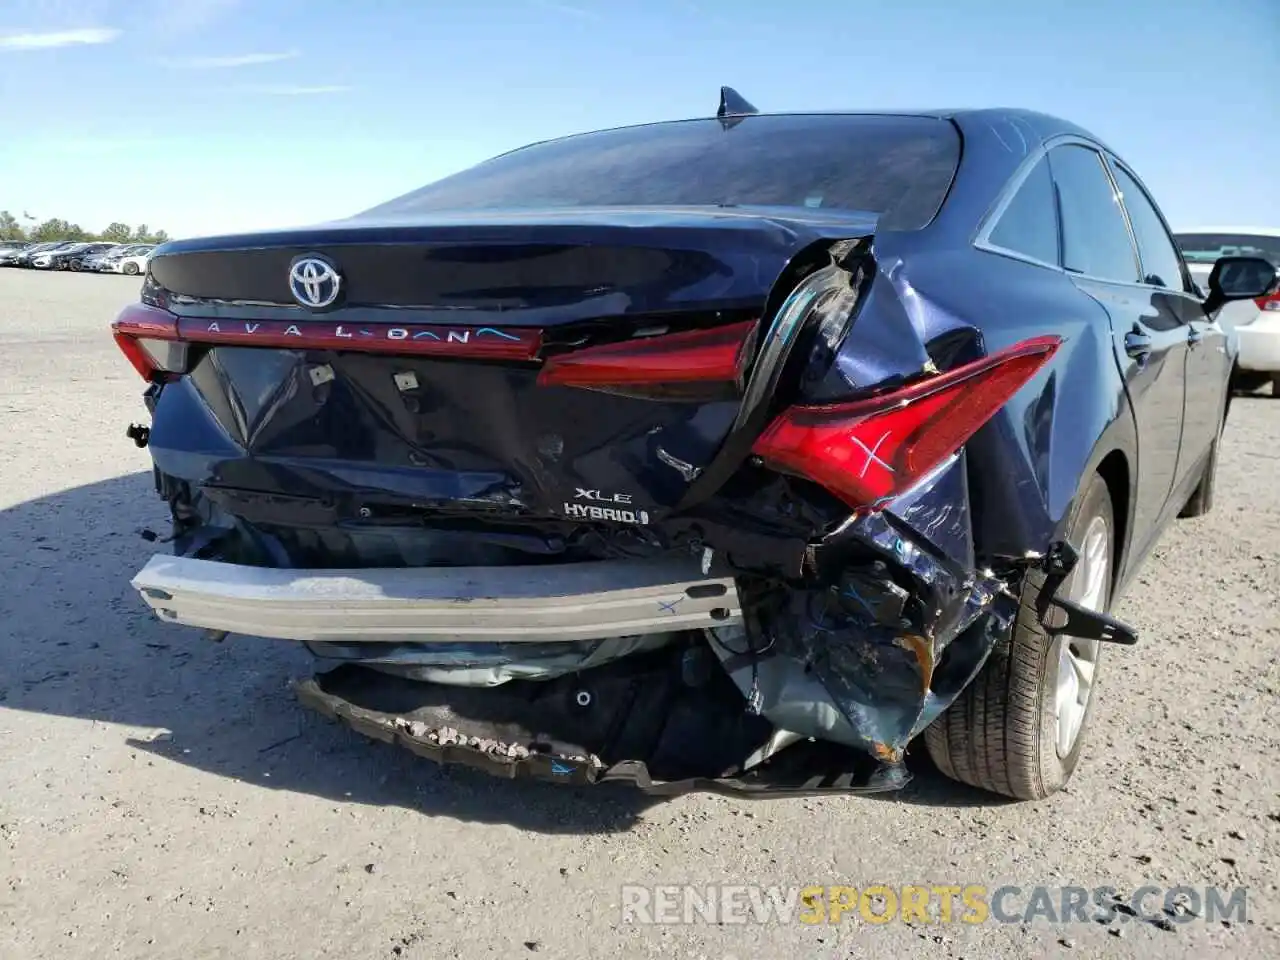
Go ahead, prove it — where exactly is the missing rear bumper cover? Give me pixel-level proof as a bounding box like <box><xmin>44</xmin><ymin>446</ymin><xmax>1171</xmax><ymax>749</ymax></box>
<box><xmin>297</xmin><ymin>662</ymin><xmax>910</xmax><ymax>798</ymax></box>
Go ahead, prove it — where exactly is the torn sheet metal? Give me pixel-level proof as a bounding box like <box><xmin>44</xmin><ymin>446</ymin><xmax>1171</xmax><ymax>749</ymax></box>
<box><xmin>710</xmin><ymin>503</ymin><xmax>1015</xmax><ymax>763</ymax></box>
<box><xmin>298</xmin><ymin>663</ymin><xmax>911</xmax><ymax>798</ymax></box>
<box><xmin>886</xmin><ymin>454</ymin><xmax>975</xmax><ymax>573</ymax></box>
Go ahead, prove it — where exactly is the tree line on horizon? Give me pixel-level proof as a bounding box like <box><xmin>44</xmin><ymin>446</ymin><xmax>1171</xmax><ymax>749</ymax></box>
<box><xmin>0</xmin><ymin>210</ymin><xmax>170</xmax><ymax>245</ymax></box>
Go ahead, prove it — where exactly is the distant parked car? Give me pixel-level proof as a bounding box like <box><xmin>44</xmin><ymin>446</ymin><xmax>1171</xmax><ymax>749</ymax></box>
<box><xmin>103</xmin><ymin>245</ymin><xmax>156</xmax><ymax>275</ymax></box>
<box><xmin>80</xmin><ymin>245</ymin><xmax>129</xmax><ymax>271</ymax></box>
<box><xmin>11</xmin><ymin>241</ymin><xmax>68</xmax><ymax>268</ymax></box>
<box><xmin>60</xmin><ymin>242</ymin><xmax>119</xmax><ymax>271</ymax></box>
<box><xmin>0</xmin><ymin>240</ymin><xmax>32</xmax><ymax>266</ymax></box>
<box><xmin>27</xmin><ymin>241</ymin><xmax>83</xmax><ymax>269</ymax></box>
<box><xmin>85</xmin><ymin>244</ymin><xmax>134</xmax><ymax>269</ymax></box>
<box><xmin>1174</xmin><ymin>228</ymin><xmax>1280</xmax><ymax>394</ymax></box>
<box><xmin>81</xmin><ymin>244</ymin><xmax>147</xmax><ymax>272</ymax></box>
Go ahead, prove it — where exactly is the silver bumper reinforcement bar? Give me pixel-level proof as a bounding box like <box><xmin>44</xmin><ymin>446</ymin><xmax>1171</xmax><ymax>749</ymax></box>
<box><xmin>130</xmin><ymin>555</ymin><xmax>742</xmax><ymax>644</ymax></box>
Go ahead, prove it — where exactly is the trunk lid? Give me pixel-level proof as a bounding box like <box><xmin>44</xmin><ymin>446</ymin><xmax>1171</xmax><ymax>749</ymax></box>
<box><xmin>150</xmin><ymin>206</ymin><xmax>873</xmax><ymax>321</ymax></box>
<box><xmin>142</xmin><ymin>209</ymin><xmax>876</xmax><ymax>547</ymax></box>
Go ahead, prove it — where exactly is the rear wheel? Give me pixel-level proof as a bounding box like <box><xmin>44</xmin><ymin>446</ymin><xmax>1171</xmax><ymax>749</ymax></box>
<box><xmin>925</xmin><ymin>474</ymin><xmax>1114</xmax><ymax>800</ymax></box>
<box><xmin>122</xmin><ymin>261</ymin><xmax>140</xmax><ymax>276</ymax></box>
<box><xmin>1181</xmin><ymin>404</ymin><xmax>1226</xmax><ymax>518</ymax></box>
<box><xmin>70</xmin><ymin>260</ymin><xmax>81</xmax><ymax>271</ymax></box>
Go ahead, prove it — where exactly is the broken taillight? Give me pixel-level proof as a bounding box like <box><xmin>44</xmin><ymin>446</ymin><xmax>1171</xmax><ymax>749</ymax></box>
<box><xmin>112</xmin><ymin>302</ymin><xmax>187</xmax><ymax>381</ymax></box>
<box><xmin>751</xmin><ymin>336</ymin><xmax>1061</xmax><ymax>509</ymax></box>
<box><xmin>537</xmin><ymin>320</ymin><xmax>758</xmax><ymax>398</ymax></box>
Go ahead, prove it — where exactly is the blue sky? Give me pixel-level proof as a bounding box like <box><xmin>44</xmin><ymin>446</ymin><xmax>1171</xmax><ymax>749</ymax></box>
<box><xmin>0</xmin><ymin>0</ymin><xmax>1275</xmax><ymax>239</ymax></box>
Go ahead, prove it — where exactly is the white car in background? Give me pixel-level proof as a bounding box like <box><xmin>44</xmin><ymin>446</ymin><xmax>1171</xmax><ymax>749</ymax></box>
<box><xmin>84</xmin><ymin>244</ymin><xmax>152</xmax><ymax>272</ymax></box>
<box><xmin>103</xmin><ymin>245</ymin><xmax>156</xmax><ymax>276</ymax></box>
<box><xmin>1174</xmin><ymin>227</ymin><xmax>1280</xmax><ymax>395</ymax></box>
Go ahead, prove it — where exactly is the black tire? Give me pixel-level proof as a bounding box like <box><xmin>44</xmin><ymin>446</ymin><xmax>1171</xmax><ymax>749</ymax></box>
<box><xmin>925</xmin><ymin>474</ymin><xmax>1114</xmax><ymax>800</ymax></box>
<box><xmin>1230</xmin><ymin>367</ymin><xmax>1268</xmax><ymax>394</ymax></box>
<box><xmin>1180</xmin><ymin>408</ymin><xmax>1226</xmax><ymax>518</ymax></box>
<box><xmin>69</xmin><ymin>260</ymin><xmax>81</xmax><ymax>271</ymax></box>
<box><xmin>1272</xmin><ymin>375</ymin><xmax>1280</xmax><ymax>398</ymax></box>
<box><xmin>122</xmin><ymin>261</ymin><xmax>140</xmax><ymax>276</ymax></box>
<box><xmin>1179</xmin><ymin>439</ymin><xmax>1218</xmax><ymax>518</ymax></box>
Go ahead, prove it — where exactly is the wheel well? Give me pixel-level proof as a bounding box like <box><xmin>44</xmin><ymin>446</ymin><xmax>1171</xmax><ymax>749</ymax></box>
<box><xmin>1095</xmin><ymin>450</ymin><xmax>1130</xmax><ymax>592</ymax></box>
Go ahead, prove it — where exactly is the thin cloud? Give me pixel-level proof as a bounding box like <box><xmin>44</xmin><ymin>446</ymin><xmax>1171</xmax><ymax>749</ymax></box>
<box><xmin>38</xmin><ymin>138</ymin><xmax>153</xmax><ymax>156</ymax></box>
<box><xmin>530</xmin><ymin>0</ymin><xmax>601</xmax><ymax>20</ymax></box>
<box><xmin>146</xmin><ymin>0</ymin><xmax>243</xmax><ymax>37</ymax></box>
<box><xmin>0</xmin><ymin>27</ymin><xmax>120</xmax><ymax>50</ymax></box>
<box><xmin>162</xmin><ymin>49</ymin><xmax>299</xmax><ymax>69</ymax></box>
<box><xmin>251</xmin><ymin>84</ymin><xmax>352</xmax><ymax>96</ymax></box>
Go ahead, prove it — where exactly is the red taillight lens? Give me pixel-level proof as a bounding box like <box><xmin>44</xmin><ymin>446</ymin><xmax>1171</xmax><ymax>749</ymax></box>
<box><xmin>537</xmin><ymin>321</ymin><xmax>758</xmax><ymax>398</ymax></box>
<box><xmin>112</xmin><ymin>302</ymin><xmax>185</xmax><ymax>381</ymax></box>
<box><xmin>1254</xmin><ymin>292</ymin><xmax>1280</xmax><ymax>312</ymax></box>
<box><xmin>751</xmin><ymin>336</ymin><xmax>1062</xmax><ymax>510</ymax></box>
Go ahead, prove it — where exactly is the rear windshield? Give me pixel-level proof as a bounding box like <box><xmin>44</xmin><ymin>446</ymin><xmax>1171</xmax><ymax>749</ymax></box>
<box><xmin>362</xmin><ymin>114</ymin><xmax>960</xmax><ymax>231</ymax></box>
<box><xmin>1174</xmin><ymin>233</ymin><xmax>1280</xmax><ymax>266</ymax></box>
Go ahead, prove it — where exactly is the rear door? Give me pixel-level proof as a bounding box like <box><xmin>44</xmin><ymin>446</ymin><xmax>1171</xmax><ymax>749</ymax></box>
<box><xmin>1108</xmin><ymin>161</ymin><xmax>1229</xmax><ymax>492</ymax></box>
<box><xmin>1047</xmin><ymin>143</ymin><xmax>1188</xmax><ymax>554</ymax></box>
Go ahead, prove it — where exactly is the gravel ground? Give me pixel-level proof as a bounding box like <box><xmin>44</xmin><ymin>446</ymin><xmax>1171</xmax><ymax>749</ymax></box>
<box><xmin>1</xmin><ymin>268</ymin><xmax>1278</xmax><ymax>960</ymax></box>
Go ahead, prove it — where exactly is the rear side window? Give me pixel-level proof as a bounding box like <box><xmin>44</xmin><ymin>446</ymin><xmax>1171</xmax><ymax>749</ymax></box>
<box><xmin>1110</xmin><ymin>164</ymin><xmax>1186</xmax><ymax>291</ymax></box>
<box><xmin>1048</xmin><ymin>145</ymin><xmax>1140</xmax><ymax>283</ymax></box>
<box><xmin>987</xmin><ymin>157</ymin><xmax>1059</xmax><ymax>265</ymax></box>
<box><xmin>1174</xmin><ymin>232</ymin><xmax>1280</xmax><ymax>266</ymax></box>
<box><xmin>361</xmin><ymin>114</ymin><xmax>961</xmax><ymax>231</ymax></box>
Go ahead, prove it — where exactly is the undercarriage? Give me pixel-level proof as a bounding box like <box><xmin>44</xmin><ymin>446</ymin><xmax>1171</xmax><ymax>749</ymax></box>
<box><xmin>133</xmin><ymin>460</ymin><xmax>1031</xmax><ymax>793</ymax></box>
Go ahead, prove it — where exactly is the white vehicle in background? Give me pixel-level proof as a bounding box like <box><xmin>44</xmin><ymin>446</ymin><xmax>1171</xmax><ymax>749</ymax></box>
<box><xmin>103</xmin><ymin>245</ymin><xmax>156</xmax><ymax>276</ymax></box>
<box><xmin>84</xmin><ymin>244</ymin><xmax>154</xmax><ymax>273</ymax></box>
<box><xmin>1174</xmin><ymin>228</ymin><xmax>1280</xmax><ymax>395</ymax></box>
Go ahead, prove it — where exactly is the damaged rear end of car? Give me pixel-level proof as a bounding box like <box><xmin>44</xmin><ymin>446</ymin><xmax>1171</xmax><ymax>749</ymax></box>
<box><xmin>120</xmin><ymin>109</ymin><xmax>1123</xmax><ymax>796</ymax></box>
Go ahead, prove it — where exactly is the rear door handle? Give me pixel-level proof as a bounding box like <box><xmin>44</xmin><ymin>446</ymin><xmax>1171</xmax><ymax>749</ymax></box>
<box><xmin>1124</xmin><ymin>328</ymin><xmax>1152</xmax><ymax>360</ymax></box>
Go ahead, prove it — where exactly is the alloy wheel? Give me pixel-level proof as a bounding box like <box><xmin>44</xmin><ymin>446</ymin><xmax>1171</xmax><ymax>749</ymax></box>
<box><xmin>1053</xmin><ymin>514</ymin><xmax>1109</xmax><ymax>757</ymax></box>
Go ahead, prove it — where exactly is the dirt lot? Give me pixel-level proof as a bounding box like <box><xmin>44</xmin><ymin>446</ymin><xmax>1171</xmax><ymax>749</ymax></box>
<box><xmin>1</xmin><ymin>268</ymin><xmax>1278</xmax><ymax>959</ymax></box>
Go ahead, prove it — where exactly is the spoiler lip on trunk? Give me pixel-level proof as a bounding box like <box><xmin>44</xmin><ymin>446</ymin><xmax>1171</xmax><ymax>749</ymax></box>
<box><xmin>130</xmin><ymin>554</ymin><xmax>742</xmax><ymax>644</ymax></box>
<box><xmin>144</xmin><ymin>207</ymin><xmax>878</xmax><ymax>319</ymax></box>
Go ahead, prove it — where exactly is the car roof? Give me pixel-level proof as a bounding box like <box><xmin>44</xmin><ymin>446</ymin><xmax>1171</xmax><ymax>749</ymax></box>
<box><xmin>1172</xmin><ymin>226</ymin><xmax>1280</xmax><ymax>236</ymax></box>
<box><xmin>502</xmin><ymin>107</ymin><xmax>1107</xmax><ymax>163</ymax></box>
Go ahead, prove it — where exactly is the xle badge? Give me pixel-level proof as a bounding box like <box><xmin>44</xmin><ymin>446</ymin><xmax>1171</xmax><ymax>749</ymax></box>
<box><xmin>564</xmin><ymin>487</ymin><xmax>649</xmax><ymax>525</ymax></box>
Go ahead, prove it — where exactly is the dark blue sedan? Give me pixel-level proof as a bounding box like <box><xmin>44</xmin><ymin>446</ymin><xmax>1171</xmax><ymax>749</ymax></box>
<box><xmin>116</xmin><ymin>91</ymin><xmax>1278</xmax><ymax>800</ymax></box>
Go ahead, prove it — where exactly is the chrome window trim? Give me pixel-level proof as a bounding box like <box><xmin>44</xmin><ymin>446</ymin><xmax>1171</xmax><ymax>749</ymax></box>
<box><xmin>974</xmin><ymin>242</ymin><xmax>1061</xmax><ymax>272</ymax></box>
<box><xmin>1095</xmin><ymin>150</ymin><xmax>1145</xmax><ymax>284</ymax></box>
<box><xmin>973</xmin><ymin>136</ymin><xmax>1206</xmax><ymax>307</ymax></box>
<box><xmin>971</xmin><ymin>134</ymin><xmax>1069</xmax><ymax>261</ymax></box>
<box><xmin>1106</xmin><ymin>156</ymin><xmax>1201</xmax><ymax>298</ymax></box>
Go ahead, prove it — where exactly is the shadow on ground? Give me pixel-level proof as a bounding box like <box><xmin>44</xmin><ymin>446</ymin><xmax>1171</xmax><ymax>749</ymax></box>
<box><xmin>0</xmin><ymin>472</ymin><xmax>995</xmax><ymax>834</ymax></box>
